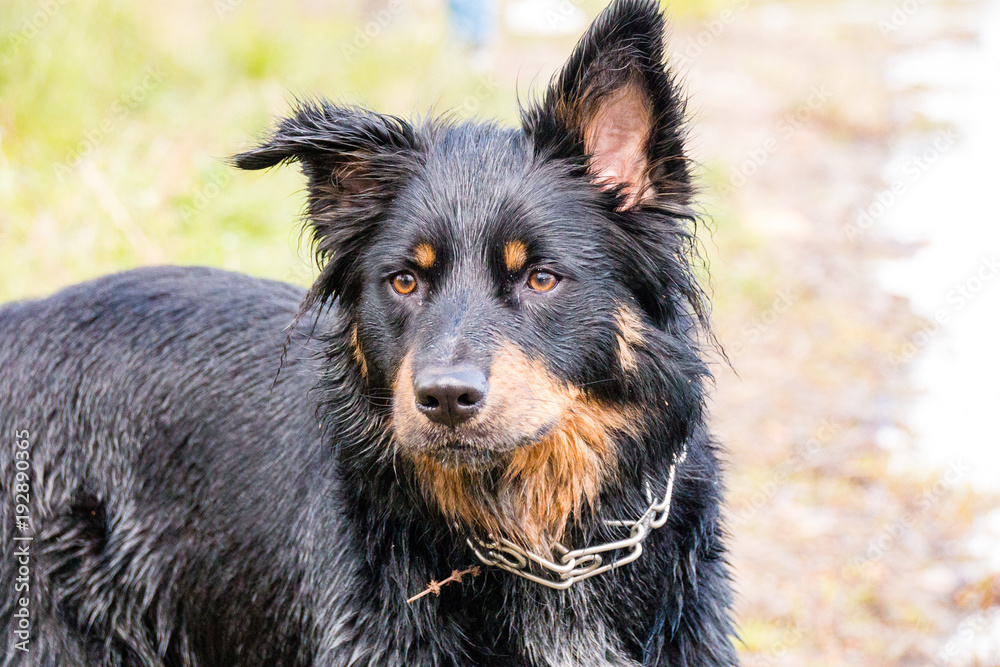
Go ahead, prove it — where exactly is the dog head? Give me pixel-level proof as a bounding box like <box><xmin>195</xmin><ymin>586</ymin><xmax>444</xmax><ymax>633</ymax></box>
<box><xmin>233</xmin><ymin>0</ymin><xmax>708</xmax><ymax>549</ymax></box>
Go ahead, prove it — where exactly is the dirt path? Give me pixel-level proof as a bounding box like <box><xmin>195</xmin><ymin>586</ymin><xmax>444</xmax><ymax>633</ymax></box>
<box><xmin>674</xmin><ymin>0</ymin><xmax>999</xmax><ymax>664</ymax></box>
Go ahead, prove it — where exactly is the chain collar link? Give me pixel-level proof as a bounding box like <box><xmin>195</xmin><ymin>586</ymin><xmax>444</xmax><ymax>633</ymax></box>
<box><xmin>467</xmin><ymin>445</ymin><xmax>688</xmax><ymax>590</ymax></box>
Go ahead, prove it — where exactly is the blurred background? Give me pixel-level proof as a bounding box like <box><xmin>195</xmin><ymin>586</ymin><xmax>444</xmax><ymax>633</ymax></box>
<box><xmin>2</xmin><ymin>0</ymin><xmax>999</xmax><ymax>663</ymax></box>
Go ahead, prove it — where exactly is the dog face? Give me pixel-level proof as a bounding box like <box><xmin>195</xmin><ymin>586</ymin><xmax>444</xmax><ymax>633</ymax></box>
<box><xmin>362</xmin><ymin>138</ymin><xmax>643</xmax><ymax>463</ymax></box>
<box><xmin>234</xmin><ymin>0</ymin><xmax>707</xmax><ymax>547</ymax></box>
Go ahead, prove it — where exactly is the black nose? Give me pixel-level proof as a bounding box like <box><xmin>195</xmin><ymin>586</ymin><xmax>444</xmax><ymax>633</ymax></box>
<box><xmin>413</xmin><ymin>366</ymin><xmax>488</xmax><ymax>427</ymax></box>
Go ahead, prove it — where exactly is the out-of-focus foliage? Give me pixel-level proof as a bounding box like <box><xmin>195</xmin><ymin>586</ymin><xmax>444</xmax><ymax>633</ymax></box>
<box><xmin>4</xmin><ymin>0</ymin><xmax>712</xmax><ymax>299</ymax></box>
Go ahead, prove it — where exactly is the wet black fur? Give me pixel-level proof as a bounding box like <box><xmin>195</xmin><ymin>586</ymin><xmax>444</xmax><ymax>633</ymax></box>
<box><xmin>0</xmin><ymin>1</ymin><xmax>737</xmax><ymax>665</ymax></box>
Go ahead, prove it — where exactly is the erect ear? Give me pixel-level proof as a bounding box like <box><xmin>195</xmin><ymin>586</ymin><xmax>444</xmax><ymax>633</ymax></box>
<box><xmin>231</xmin><ymin>101</ymin><xmax>420</xmax><ymax>305</ymax></box>
<box><xmin>522</xmin><ymin>0</ymin><xmax>691</xmax><ymax>210</ymax></box>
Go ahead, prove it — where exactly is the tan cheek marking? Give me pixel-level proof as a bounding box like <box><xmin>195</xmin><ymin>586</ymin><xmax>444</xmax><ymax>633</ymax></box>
<box><xmin>392</xmin><ymin>352</ymin><xmax>423</xmax><ymax>443</ymax></box>
<box><xmin>406</xmin><ymin>341</ymin><xmax>641</xmax><ymax>551</ymax></box>
<box><xmin>413</xmin><ymin>242</ymin><xmax>436</xmax><ymax>270</ymax></box>
<box><xmin>503</xmin><ymin>240</ymin><xmax>528</xmax><ymax>273</ymax></box>
<box><xmin>615</xmin><ymin>305</ymin><xmax>645</xmax><ymax>373</ymax></box>
<box><xmin>349</xmin><ymin>323</ymin><xmax>369</xmax><ymax>379</ymax></box>
<box><xmin>484</xmin><ymin>343</ymin><xmax>569</xmax><ymax>433</ymax></box>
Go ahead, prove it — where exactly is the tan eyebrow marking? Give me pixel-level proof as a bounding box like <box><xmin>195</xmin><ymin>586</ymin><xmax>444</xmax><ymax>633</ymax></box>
<box><xmin>503</xmin><ymin>240</ymin><xmax>528</xmax><ymax>273</ymax></box>
<box><xmin>413</xmin><ymin>243</ymin><xmax>436</xmax><ymax>270</ymax></box>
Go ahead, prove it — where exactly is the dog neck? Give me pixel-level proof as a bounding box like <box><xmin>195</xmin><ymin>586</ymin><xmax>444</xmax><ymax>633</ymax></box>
<box><xmin>309</xmin><ymin>314</ymin><xmax>704</xmax><ymax>664</ymax></box>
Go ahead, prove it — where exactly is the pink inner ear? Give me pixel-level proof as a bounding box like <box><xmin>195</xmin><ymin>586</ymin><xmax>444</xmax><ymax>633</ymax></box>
<box><xmin>584</xmin><ymin>82</ymin><xmax>653</xmax><ymax>209</ymax></box>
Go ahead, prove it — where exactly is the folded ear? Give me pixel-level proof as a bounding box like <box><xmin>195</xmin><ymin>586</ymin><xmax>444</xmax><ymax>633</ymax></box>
<box><xmin>231</xmin><ymin>101</ymin><xmax>417</xmax><ymax>188</ymax></box>
<box><xmin>232</xmin><ymin>102</ymin><xmax>420</xmax><ymax>305</ymax></box>
<box><xmin>522</xmin><ymin>0</ymin><xmax>691</xmax><ymax>210</ymax></box>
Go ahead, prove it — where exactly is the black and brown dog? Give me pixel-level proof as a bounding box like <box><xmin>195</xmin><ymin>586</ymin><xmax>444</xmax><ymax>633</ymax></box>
<box><xmin>0</xmin><ymin>1</ymin><xmax>738</xmax><ymax>664</ymax></box>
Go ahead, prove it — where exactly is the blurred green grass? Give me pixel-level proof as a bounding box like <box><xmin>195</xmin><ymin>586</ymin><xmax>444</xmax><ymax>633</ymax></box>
<box><xmin>0</xmin><ymin>0</ymin><xmax>717</xmax><ymax>302</ymax></box>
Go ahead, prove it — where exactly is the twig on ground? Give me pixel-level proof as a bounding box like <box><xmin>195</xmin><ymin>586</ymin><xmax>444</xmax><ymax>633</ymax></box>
<box><xmin>406</xmin><ymin>566</ymin><xmax>481</xmax><ymax>604</ymax></box>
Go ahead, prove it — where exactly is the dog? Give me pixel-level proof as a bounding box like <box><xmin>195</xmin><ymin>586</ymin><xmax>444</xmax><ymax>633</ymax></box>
<box><xmin>0</xmin><ymin>1</ymin><xmax>738</xmax><ymax>664</ymax></box>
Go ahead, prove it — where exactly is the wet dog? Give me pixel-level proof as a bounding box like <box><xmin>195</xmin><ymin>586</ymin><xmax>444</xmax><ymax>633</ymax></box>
<box><xmin>0</xmin><ymin>1</ymin><xmax>737</xmax><ymax>664</ymax></box>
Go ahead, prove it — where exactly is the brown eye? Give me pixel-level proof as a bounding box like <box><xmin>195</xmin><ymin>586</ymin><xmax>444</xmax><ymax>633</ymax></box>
<box><xmin>527</xmin><ymin>270</ymin><xmax>559</xmax><ymax>292</ymax></box>
<box><xmin>391</xmin><ymin>272</ymin><xmax>417</xmax><ymax>295</ymax></box>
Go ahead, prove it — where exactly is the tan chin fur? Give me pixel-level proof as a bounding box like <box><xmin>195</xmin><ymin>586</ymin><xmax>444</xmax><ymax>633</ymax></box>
<box><xmin>397</xmin><ymin>343</ymin><xmax>640</xmax><ymax>552</ymax></box>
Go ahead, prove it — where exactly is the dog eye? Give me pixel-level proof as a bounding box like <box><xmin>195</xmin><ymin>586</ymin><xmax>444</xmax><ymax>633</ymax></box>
<box><xmin>527</xmin><ymin>270</ymin><xmax>559</xmax><ymax>292</ymax></box>
<box><xmin>391</xmin><ymin>272</ymin><xmax>418</xmax><ymax>295</ymax></box>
